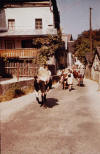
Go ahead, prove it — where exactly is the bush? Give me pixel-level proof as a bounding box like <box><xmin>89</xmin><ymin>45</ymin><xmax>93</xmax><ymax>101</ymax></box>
<box><xmin>14</xmin><ymin>89</ymin><xmax>25</xmax><ymax>98</ymax></box>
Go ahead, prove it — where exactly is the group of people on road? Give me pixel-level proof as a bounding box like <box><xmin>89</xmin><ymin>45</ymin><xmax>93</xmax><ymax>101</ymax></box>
<box><xmin>34</xmin><ymin>64</ymin><xmax>85</xmax><ymax>108</ymax></box>
<box><xmin>58</xmin><ymin>68</ymin><xmax>74</xmax><ymax>91</ymax></box>
<box><xmin>58</xmin><ymin>65</ymin><xmax>85</xmax><ymax>91</ymax></box>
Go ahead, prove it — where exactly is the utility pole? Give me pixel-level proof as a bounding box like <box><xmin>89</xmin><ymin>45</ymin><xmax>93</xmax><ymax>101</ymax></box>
<box><xmin>90</xmin><ymin>8</ymin><xmax>93</xmax><ymax>53</ymax></box>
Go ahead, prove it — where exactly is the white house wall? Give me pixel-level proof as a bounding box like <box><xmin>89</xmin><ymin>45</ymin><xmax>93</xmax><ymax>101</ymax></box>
<box><xmin>62</xmin><ymin>34</ymin><xmax>67</xmax><ymax>50</ymax></box>
<box><xmin>5</xmin><ymin>7</ymin><xmax>54</xmax><ymax>30</ymax></box>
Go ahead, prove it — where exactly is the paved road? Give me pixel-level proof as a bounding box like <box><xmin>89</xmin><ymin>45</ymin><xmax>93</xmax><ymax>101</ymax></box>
<box><xmin>1</xmin><ymin>79</ymin><xmax>100</xmax><ymax>154</ymax></box>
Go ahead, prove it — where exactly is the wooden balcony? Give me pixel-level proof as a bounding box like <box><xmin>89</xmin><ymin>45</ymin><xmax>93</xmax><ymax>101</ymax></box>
<box><xmin>0</xmin><ymin>48</ymin><xmax>38</xmax><ymax>58</ymax></box>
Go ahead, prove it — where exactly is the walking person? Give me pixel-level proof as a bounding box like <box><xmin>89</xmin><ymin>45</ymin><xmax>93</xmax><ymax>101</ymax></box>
<box><xmin>44</xmin><ymin>65</ymin><xmax>52</xmax><ymax>90</ymax></box>
<box><xmin>67</xmin><ymin>69</ymin><xmax>74</xmax><ymax>91</ymax></box>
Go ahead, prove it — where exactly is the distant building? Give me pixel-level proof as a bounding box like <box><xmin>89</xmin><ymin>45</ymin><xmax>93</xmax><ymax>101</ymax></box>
<box><xmin>62</xmin><ymin>33</ymin><xmax>67</xmax><ymax>50</ymax></box>
<box><xmin>62</xmin><ymin>33</ymin><xmax>73</xmax><ymax>51</ymax></box>
<box><xmin>85</xmin><ymin>47</ymin><xmax>100</xmax><ymax>90</ymax></box>
<box><xmin>91</xmin><ymin>47</ymin><xmax>100</xmax><ymax>89</ymax></box>
<box><xmin>67</xmin><ymin>34</ymin><xmax>75</xmax><ymax>54</ymax></box>
<box><xmin>62</xmin><ymin>33</ymin><xmax>75</xmax><ymax>67</ymax></box>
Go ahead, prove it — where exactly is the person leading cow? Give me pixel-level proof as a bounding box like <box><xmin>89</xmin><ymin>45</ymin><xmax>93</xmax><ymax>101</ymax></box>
<box><xmin>34</xmin><ymin>65</ymin><xmax>52</xmax><ymax>108</ymax></box>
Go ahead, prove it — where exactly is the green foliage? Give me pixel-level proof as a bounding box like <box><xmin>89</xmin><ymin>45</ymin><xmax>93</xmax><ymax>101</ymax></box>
<box><xmin>33</xmin><ymin>33</ymin><xmax>65</xmax><ymax>65</ymax></box>
<box><xmin>74</xmin><ymin>29</ymin><xmax>100</xmax><ymax>64</ymax></box>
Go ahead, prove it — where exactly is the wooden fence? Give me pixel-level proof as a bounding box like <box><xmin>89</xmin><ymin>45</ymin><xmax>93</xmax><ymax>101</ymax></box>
<box><xmin>0</xmin><ymin>48</ymin><xmax>40</xmax><ymax>77</ymax></box>
<box><xmin>0</xmin><ymin>59</ymin><xmax>56</xmax><ymax>78</ymax></box>
<box><xmin>1</xmin><ymin>60</ymin><xmax>39</xmax><ymax>78</ymax></box>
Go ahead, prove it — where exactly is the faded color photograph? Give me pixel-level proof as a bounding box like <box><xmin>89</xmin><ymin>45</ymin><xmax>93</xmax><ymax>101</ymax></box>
<box><xmin>0</xmin><ymin>0</ymin><xmax>100</xmax><ymax>154</ymax></box>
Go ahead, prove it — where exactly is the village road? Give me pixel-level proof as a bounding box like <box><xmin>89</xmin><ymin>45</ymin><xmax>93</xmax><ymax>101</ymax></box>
<box><xmin>1</xmin><ymin>79</ymin><xmax>100</xmax><ymax>154</ymax></box>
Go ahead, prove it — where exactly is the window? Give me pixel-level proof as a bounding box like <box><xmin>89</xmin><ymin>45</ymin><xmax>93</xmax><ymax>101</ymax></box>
<box><xmin>21</xmin><ymin>40</ymin><xmax>33</xmax><ymax>48</ymax></box>
<box><xmin>35</xmin><ymin>19</ymin><xmax>42</xmax><ymax>29</ymax></box>
<box><xmin>8</xmin><ymin>19</ymin><xmax>15</xmax><ymax>30</ymax></box>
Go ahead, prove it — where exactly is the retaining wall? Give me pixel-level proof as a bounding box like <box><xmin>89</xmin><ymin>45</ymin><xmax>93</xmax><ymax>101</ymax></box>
<box><xmin>0</xmin><ymin>79</ymin><xmax>34</xmax><ymax>95</ymax></box>
<box><xmin>0</xmin><ymin>75</ymin><xmax>60</xmax><ymax>95</ymax></box>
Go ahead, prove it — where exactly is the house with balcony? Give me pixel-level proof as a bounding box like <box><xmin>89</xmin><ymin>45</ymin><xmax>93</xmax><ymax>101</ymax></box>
<box><xmin>0</xmin><ymin>0</ymin><xmax>60</xmax><ymax>77</ymax></box>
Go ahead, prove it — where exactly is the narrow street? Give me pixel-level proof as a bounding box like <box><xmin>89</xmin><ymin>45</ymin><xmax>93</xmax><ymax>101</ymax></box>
<box><xmin>1</xmin><ymin>79</ymin><xmax>100</xmax><ymax>154</ymax></box>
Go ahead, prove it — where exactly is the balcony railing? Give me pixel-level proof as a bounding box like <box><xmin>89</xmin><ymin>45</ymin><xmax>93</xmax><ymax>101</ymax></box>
<box><xmin>0</xmin><ymin>48</ymin><xmax>38</xmax><ymax>58</ymax></box>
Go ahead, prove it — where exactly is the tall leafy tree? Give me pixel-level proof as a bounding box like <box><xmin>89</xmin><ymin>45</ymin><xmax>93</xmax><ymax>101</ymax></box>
<box><xmin>74</xmin><ymin>29</ymin><xmax>100</xmax><ymax>64</ymax></box>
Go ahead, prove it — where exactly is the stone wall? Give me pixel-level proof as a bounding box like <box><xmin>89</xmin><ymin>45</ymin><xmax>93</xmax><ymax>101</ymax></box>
<box><xmin>0</xmin><ymin>75</ymin><xmax>60</xmax><ymax>96</ymax></box>
<box><xmin>0</xmin><ymin>79</ymin><xmax>34</xmax><ymax>95</ymax></box>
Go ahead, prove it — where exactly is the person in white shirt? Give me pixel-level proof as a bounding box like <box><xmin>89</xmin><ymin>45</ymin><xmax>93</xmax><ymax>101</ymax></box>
<box><xmin>67</xmin><ymin>69</ymin><xmax>74</xmax><ymax>91</ymax></box>
<box><xmin>36</xmin><ymin>65</ymin><xmax>52</xmax><ymax>108</ymax></box>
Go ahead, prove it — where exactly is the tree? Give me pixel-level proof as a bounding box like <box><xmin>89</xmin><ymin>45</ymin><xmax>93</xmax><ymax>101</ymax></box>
<box><xmin>74</xmin><ymin>29</ymin><xmax>100</xmax><ymax>64</ymax></box>
<box><xmin>33</xmin><ymin>33</ymin><xmax>65</xmax><ymax>66</ymax></box>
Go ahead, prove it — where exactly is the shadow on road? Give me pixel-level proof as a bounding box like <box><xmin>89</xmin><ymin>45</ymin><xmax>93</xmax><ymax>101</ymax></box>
<box><xmin>77</xmin><ymin>84</ymin><xmax>86</xmax><ymax>87</ymax></box>
<box><xmin>71</xmin><ymin>87</ymin><xmax>76</xmax><ymax>91</ymax></box>
<box><xmin>46</xmin><ymin>98</ymin><xmax>59</xmax><ymax>108</ymax></box>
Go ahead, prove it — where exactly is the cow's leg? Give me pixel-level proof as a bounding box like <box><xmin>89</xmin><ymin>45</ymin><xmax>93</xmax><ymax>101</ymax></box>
<box><xmin>48</xmin><ymin>79</ymin><xmax>52</xmax><ymax>89</ymax></box>
<box><xmin>78</xmin><ymin>78</ymin><xmax>81</xmax><ymax>86</ymax></box>
<box><xmin>63</xmin><ymin>80</ymin><xmax>66</xmax><ymax>89</ymax></box>
<box><xmin>39</xmin><ymin>81</ymin><xmax>47</xmax><ymax>108</ymax></box>
<box><xmin>62</xmin><ymin>80</ymin><xmax>64</xmax><ymax>89</ymax></box>
<box><xmin>68</xmin><ymin>84</ymin><xmax>72</xmax><ymax>91</ymax></box>
<box><xmin>41</xmin><ymin>93</ymin><xmax>46</xmax><ymax>108</ymax></box>
<box><xmin>35</xmin><ymin>90</ymin><xmax>40</xmax><ymax>104</ymax></box>
<box><xmin>44</xmin><ymin>93</ymin><xmax>46</xmax><ymax>101</ymax></box>
<box><xmin>42</xmin><ymin>90</ymin><xmax>47</xmax><ymax>108</ymax></box>
<box><xmin>40</xmin><ymin>92</ymin><xmax>44</xmax><ymax>106</ymax></box>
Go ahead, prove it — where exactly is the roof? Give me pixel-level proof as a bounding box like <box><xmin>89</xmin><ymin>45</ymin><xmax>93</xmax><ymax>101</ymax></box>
<box><xmin>96</xmin><ymin>47</ymin><xmax>100</xmax><ymax>60</ymax></box>
<box><xmin>0</xmin><ymin>1</ymin><xmax>50</xmax><ymax>9</ymax></box>
<box><xmin>0</xmin><ymin>0</ymin><xmax>50</xmax><ymax>7</ymax></box>
<box><xmin>67</xmin><ymin>34</ymin><xmax>73</xmax><ymax>42</ymax></box>
<box><xmin>86</xmin><ymin>47</ymin><xmax>100</xmax><ymax>64</ymax></box>
<box><xmin>0</xmin><ymin>29</ymin><xmax>57</xmax><ymax>37</ymax></box>
<box><xmin>97</xmin><ymin>47</ymin><xmax>100</xmax><ymax>56</ymax></box>
<box><xmin>85</xmin><ymin>52</ymin><xmax>94</xmax><ymax>64</ymax></box>
<box><xmin>62</xmin><ymin>34</ymin><xmax>73</xmax><ymax>42</ymax></box>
